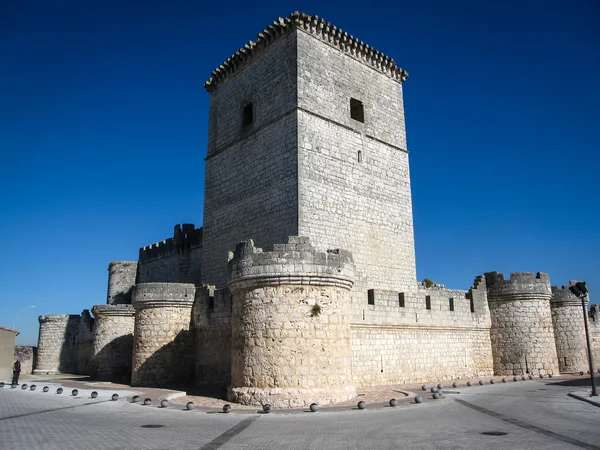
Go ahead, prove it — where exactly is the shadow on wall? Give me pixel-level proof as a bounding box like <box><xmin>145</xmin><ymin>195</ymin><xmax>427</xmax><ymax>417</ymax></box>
<box><xmin>134</xmin><ymin>330</ymin><xmax>194</xmax><ymax>390</ymax></box>
<box><xmin>57</xmin><ymin>316</ymin><xmax>85</xmax><ymax>374</ymax></box>
<box><xmin>111</xmin><ymin>287</ymin><xmax>134</xmax><ymax>305</ymax></box>
<box><xmin>90</xmin><ymin>335</ymin><xmax>133</xmax><ymax>384</ymax></box>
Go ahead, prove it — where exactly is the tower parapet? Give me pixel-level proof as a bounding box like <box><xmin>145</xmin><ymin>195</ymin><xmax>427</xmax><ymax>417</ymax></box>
<box><xmin>131</xmin><ymin>283</ymin><xmax>195</xmax><ymax>388</ymax></box>
<box><xmin>485</xmin><ymin>272</ymin><xmax>559</xmax><ymax>376</ymax></box>
<box><xmin>91</xmin><ymin>304</ymin><xmax>135</xmax><ymax>382</ymax></box>
<box><xmin>227</xmin><ymin>236</ymin><xmax>356</xmax><ymax>408</ymax></box>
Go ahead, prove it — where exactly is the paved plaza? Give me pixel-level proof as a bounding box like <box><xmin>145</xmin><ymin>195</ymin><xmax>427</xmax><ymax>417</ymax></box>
<box><xmin>1</xmin><ymin>375</ymin><xmax>599</xmax><ymax>449</ymax></box>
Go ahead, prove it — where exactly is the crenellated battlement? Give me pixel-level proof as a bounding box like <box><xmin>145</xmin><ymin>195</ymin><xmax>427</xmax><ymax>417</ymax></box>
<box><xmin>551</xmin><ymin>281</ymin><xmax>586</xmax><ymax>306</ymax></box>
<box><xmin>484</xmin><ymin>271</ymin><xmax>551</xmax><ymax>300</ymax></box>
<box><xmin>204</xmin><ymin>11</ymin><xmax>408</xmax><ymax>92</ymax></box>
<box><xmin>139</xmin><ymin>224</ymin><xmax>202</xmax><ymax>262</ymax></box>
<box><xmin>227</xmin><ymin>236</ymin><xmax>355</xmax><ymax>291</ymax></box>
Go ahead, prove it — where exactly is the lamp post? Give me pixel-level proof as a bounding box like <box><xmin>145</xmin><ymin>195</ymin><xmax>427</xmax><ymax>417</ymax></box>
<box><xmin>12</xmin><ymin>305</ymin><xmax>35</xmax><ymax>331</ymax></box>
<box><xmin>569</xmin><ymin>282</ymin><xmax>598</xmax><ymax>397</ymax></box>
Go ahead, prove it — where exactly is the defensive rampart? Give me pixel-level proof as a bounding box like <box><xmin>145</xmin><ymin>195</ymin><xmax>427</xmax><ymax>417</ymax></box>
<box><xmin>227</xmin><ymin>237</ymin><xmax>356</xmax><ymax>408</ymax></box>
<box><xmin>107</xmin><ymin>261</ymin><xmax>138</xmax><ymax>304</ymax></box>
<box><xmin>34</xmin><ymin>314</ymin><xmax>81</xmax><ymax>374</ymax></box>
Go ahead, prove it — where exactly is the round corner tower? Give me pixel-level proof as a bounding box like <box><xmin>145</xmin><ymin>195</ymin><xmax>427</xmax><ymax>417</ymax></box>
<box><xmin>227</xmin><ymin>236</ymin><xmax>356</xmax><ymax>409</ymax></box>
<box><xmin>34</xmin><ymin>314</ymin><xmax>81</xmax><ymax>374</ymax></box>
<box><xmin>485</xmin><ymin>272</ymin><xmax>559</xmax><ymax>376</ymax></box>
<box><xmin>107</xmin><ymin>261</ymin><xmax>138</xmax><ymax>304</ymax></box>
<box><xmin>550</xmin><ymin>282</ymin><xmax>589</xmax><ymax>374</ymax></box>
<box><xmin>131</xmin><ymin>282</ymin><xmax>195</xmax><ymax>387</ymax></box>
<box><xmin>91</xmin><ymin>304</ymin><xmax>135</xmax><ymax>382</ymax></box>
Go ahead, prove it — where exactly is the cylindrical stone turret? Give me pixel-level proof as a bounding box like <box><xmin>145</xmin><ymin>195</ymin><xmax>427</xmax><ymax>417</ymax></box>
<box><xmin>91</xmin><ymin>304</ymin><xmax>135</xmax><ymax>382</ymax></box>
<box><xmin>227</xmin><ymin>236</ymin><xmax>356</xmax><ymax>409</ymax></box>
<box><xmin>551</xmin><ymin>282</ymin><xmax>589</xmax><ymax>374</ymax></box>
<box><xmin>34</xmin><ymin>315</ymin><xmax>80</xmax><ymax>374</ymax></box>
<box><xmin>131</xmin><ymin>283</ymin><xmax>195</xmax><ymax>387</ymax></box>
<box><xmin>107</xmin><ymin>261</ymin><xmax>138</xmax><ymax>304</ymax></box>
<box><xmin>485</xmin><ymin>272</ymin><xmax>559</xmax><ymax>376</ymax></box>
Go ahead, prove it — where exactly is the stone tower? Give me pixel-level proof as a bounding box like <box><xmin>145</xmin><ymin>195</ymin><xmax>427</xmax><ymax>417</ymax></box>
<box><xmin>485</xmin><ymin>272</ymin><xmax>559</xmax><ymax>376</ymax></box>
<box><xmin>201</xmin><ymin>12</ymin><xmax>416</xmax><ymax>300</ymax></box>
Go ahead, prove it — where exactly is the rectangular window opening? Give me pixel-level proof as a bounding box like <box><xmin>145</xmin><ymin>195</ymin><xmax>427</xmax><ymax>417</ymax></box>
<box><xmin>242</xmin><ymin>103</ymin><xmax>253</xmax><ymax>127</ymax></box>
<box><xmin>469</xmin><ymin>298</ymin><xmax>475</xmax><ymax>313</ymax></box>
<box><xmin>398</xmin><ymin>292</ymin><xmax>405</xmax><ymax>307</ymax></box>
<box><xmin>208</xmin><ymin>295</ymin><xmax>215</xmax><ymax>309</ymax></box>
<box><xmin>367</xmin><ymin>289</ymin><xmax>375</xmax><ymax>305</ymax></box>
<box><xmin>350</xmin><ymin>98</ymin><xmax>364</xmax><ymax>123</ymax></box>
<box><xmin>449</xmin><ymin>297</ymin><xmax>454</xmax><ymax>311</ymax></box>
<box><xmin>425</xmin><ymin>295</ymin><xmax>431</xmax><ymax>310</ymax></box>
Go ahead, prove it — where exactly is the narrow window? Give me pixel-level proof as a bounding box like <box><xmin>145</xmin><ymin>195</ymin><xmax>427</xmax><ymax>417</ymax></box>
<box><xmin>358</xmin><ymin>150</ymin><xmax>362</xmax><ymax>163</ymax></box>
<box><xmin>470</xmin><ymin>298</ymin><xmax>475</xmax><ymax>313</ymax></box>
<box><xmin>242</xmin><ymin>103</ymin><xmax>253</xmax><ymax>127</ymax></box>
<box><xmin>449</xmin><ymin>297</ymin><xmax>454</xmax><ymax>311</ymax></box>
<box><xmin>350</xmin><ymin>98</ymin><xmax>364</xmax><ymax>123</ymax></box>
<box><xmin>208</xmin><ymin>295</ymin><xmax>215</xmax><ymax>309</ymax></box>
<box><xmin>398</xmin><ymin>293</ymin><xmax>405</xmax><ymax>307</ymax></box>
<box><xmin>425</xmin><ymin>295</ymin><xmax>431</xmax><ymax>310</ymax></box>
<box><xmin>368</xmin><ymin>289</ymin><xmax>375</xmax><ymax>305</ymax></box>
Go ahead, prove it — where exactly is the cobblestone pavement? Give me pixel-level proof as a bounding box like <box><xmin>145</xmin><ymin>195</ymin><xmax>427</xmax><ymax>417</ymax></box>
<box><xmin>1</xmin><ymin>375</ymin><xmax>599</xmax><ymax>449</ymax></box>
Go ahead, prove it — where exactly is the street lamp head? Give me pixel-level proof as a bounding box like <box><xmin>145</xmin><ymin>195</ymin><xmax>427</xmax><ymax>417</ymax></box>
<box><xmin>569</xmin><ymin>282</ymin><xmax>588</xmax><ymax>298</ymax></box>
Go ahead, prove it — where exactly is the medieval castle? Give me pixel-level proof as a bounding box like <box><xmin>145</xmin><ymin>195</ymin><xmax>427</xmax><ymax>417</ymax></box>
<box><xmin>33</xmin><ymin>12</ymin><xmax>600</xmax><ymax>408</ymax></box>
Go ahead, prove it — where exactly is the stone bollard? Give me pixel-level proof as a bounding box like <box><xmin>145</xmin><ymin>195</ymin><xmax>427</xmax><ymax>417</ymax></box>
<box><xmin>452</xmin><ymin>382</ymin><xmax>458</xmax><ymax>388</ymax></box>
<box><xmin>91</xmin><ymin>391</ymin><xmax>98</xmax><ymax>399</ymax></box>
<box><xmin>263</xmin><ymin>404</ymin><xmax>272</xmax><ymax>413</ymax></box>
<box><xmin>437</xmin><ymin>384</ymin><xmax>444</xmax><ymax>389</ymax></box>
<box><xmin>21</xmin><ymin>384</ymin><xmax>28</xmax><ymax>390</ymax></box>
<box><xmin>0</xmin><ymin>382</ymin><xmax>4</xmax><ymax>388</ymax></box>
<box><xmin>422</xmin><ymin>385</ymin><xmax>429</xmax><ymax>391</ymax></box>
<box><xmin>43</xmin><ymin>386</ymin><xmax>49</xmax><ymax>392</ymax></box>
<box><xmin>72</xmin><ymin>389</ymin><xmax>78</xmax><ymax>396</ymax></box>
<box><xmin>310</xmin><ymin>403</ymin><xmax>319</xmax><ymax>412</ymax></box>
<box><xmin>430</xmin><ymin>387</ymin><xmax>437</xmax><ymax>393</ymax></box>
<box><xmin>490</xmin><ymin>379</ymin><xmax>495</xmax><ymax>384</ymax></box>
<box><xmin>415</xmin><ymin>396</ymin><xmax>424</xmax><ymax>403</ymax></box>
<box><xmin>479</xmin><ymin>380</ymin><xmax>484</xmax><ymax>385</ymax></box>
<box><xmin>389</xmin><ymin>399</ymin><xmax>398</xmax><ymax>407</ymax></box>
<box><xmin>357</xmin><ymin>401</ymin><xmax>366</xmax><ymax>410</ymax></box>
<box><xmin>502</xmin><ymin>378</ymin><xmax>507</xmax><ymax>383</ymax></box>
<box><xmin>513</xmin><ymin>376</ymin><xmax>518</xmax><ymax>382</ymax></box>
<box><xmin>57</xmin><ymin>388</ymin><xmax>63</xmax><ymax>394</ymax></box>
<box><xmin>223</xmin><ymin>404</ymin><xmax>232</xmax><ymax>413</ymax></box>
<box><xmin>30</xmin><ymin>385</ymin><xmax>37</xmax><ymax>391</ymax></box>
<box><xmin>160</xmin><ymin>399</ymin><xmax>169</xmax><ymax>408</ymax></box>
<box><xmin>111</xmin><ymin>394</ymin><xmax>119</xmax><ymax>401</ymax></box>
<box><xmin>186</xmin><ymin>402</ymin><xmax>195</xmax><ymax>410</ymax></box>
<box><xmin>432</xmin><ymin>392</ymin><xmax>440</xmax><ymax>399</ymax></box>
<box><xmin>132</xmin><ymin>395</ymin><xmax>140</xmax><ymax>403</ymax></box>
<box><xmin>467</xmin><ymin>381</ymin><xmax>472</xmax><ymax>386</ymax></box>
<box><xmin>143</xmin><ymin>398</ymin><xmax>152</xmax><ymax>405</ymax></box>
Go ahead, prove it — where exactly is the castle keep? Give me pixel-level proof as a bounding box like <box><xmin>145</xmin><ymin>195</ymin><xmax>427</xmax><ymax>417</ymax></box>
<box><xmin>34</xmin><ymin>12</ymin><xmax>600</xmax><ymax>408</ymax></box>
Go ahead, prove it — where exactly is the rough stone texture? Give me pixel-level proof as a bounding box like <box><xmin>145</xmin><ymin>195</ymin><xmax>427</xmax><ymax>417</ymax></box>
<box><xmin>107</xmin><ymin>261</ymin><xmax>138</xmax><ymax>304</ymax></box>
<box><xmin>34</xmin><ymin>315</ymin><xmax>81</xmax><ymax>374</ymax></box>
<box><xmin>191</xmin><ymin>286</ymin><xmax>232</xmax><ymax>389</ymax></box>
<box><xmin>201</xmin><ymin>29</ymin><xmax>299</xmax><ymax>289</ymax></box>
<box><xmin>90</xmin><ymin>304</ymin><xmax>135</xmax><ymax>382</ymax></box>
<box><xmin>13</xmin><ymin>346</ymin><xmax>36</xmax><ymax>375</ymax></box>
<box><xmin>227</xmin><ymin>237</ymin><xmax>356</xmax><ymax>408</ymax></box>
<box><xmin>551</xmin><ymin>282</ymin><xmax>589</xmax><ymax>373</ymax></box>
<box><xmin>350</xmin><ymin>277</ymin><xmax>493</xmax><ymax>385</ymax></box>
<box><xmin>131</xmin><ymin>283</ymin><xmax>195</xmax><ymax>388</ymax></box>
<box><xmin>137</xmin><ymin>224</ymin><xmax>202</xmax><ymax>285</ymax></box>
<box><xmin>0</xmin><ymin>327</ymin><xmax>18</xmax><ymax>381</ymax></box>
<box><xmin>485</xmin><ymin>272</ymin><xmax>559</xmax><ymax>376</ymax></box>
<box><xmin>589</xmin><ymin>305</ymin><xmax>600</xmax><ymax>370</ymax></box>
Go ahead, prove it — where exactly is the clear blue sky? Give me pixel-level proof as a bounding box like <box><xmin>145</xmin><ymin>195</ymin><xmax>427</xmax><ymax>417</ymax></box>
<box><xmin>1</xmin><ymin>0</ymin><xmax>598</xmax><ymax>345</ymax></box>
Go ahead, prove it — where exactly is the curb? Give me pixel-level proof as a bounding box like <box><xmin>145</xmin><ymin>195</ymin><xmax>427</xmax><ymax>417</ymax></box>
<box><xmin>567</xmin><ymin>392</ymin><xmax>600</xmax><ymax>408</ymax></box>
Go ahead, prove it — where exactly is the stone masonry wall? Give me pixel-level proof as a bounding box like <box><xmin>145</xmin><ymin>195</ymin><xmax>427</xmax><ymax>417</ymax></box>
<box><xmin>107</xmin><ymin>261</ymin><xmax>138</xmax><ymax>304</ymax></box>
<box><xmin>551</xmin><ymin>282</ymin><xmax>589</xmax><ymax>373</ymax></box>
<box><xmin>131</xmin><ymin>283</ymin><xmax>195</xmax><ymax>388</ymax></box>
<box><xmin>350</xmin><ymin>277</ymin><xmax>493</xmax><ymax>385</ymax></box>
<box><xmin>34</xmin><ymin>314</ymin><xmax>81</xmax><ymax>374</ymax></box>
<box><xmin>228</xmin><ymin>237</ymin><xmax>356</xmax><ymax>408</ymax></box>
<box><xmin>13</xmin><ymin>346</ymin><xmax>36</xmax><ymax>375</ymax></box>
<box><xmin>590</xmin><ymin>305</ymin><xmax>600</xmax><ymax>371</ymax></box>
<box><xmin>486</xmin><ymin>272</ymin><xmax>559</xmax><ymax>376</ymax></box>
<box><xmin>137</xmin><ymin>224</ymin><xmax>202</xmax><ymax>285</ymax></box>
<box><xmin>91</xmin><ymin>304</ymin><xmax>135</xmax><ymax>382</ymax></box>
<box><xmin>76</xmin><ymin>310</ymin><xmax>94</xmax><ymax>375</ymax></box>
<box><xmin>191</xmin><ymin>286</ymin><xmax>232</xmax><ymax>389</ymax></box>
<box><xmin>201</xmin><ymin>30</ymin><xmax>299</xmax><ymax>288</ymax></box>
<box><xmin>296</xmin><ymin>28</ymin><xmax>416</xmax><ymax>301</ymax></box>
